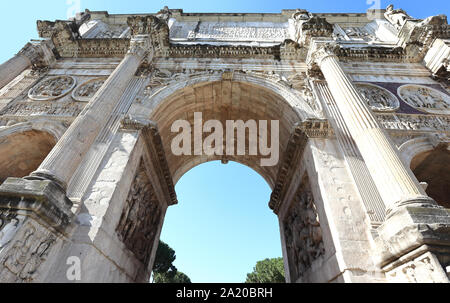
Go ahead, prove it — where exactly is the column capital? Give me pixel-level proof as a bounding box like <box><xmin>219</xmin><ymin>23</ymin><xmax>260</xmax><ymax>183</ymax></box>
<box><xmin>306</xmin><ymin>42</ymin><xmax>340</xmax><ymax>69</ymax></box>
<box><xmin>120</xmin><ymin>115</ymin><xmax>157</xmax><ymax>131</ymax></box>
<box><xmin>128</xmin><ymin>35</ymin><xmax>153</xmax><ymax>59</ymax></box>
<box><xmin>127</xmin><ymin>15</ymin><xmax>169</xmax><ymax>59</ymax></box>
<box><xmin>17</xmin><ymin>40</ymin><xmax>55</xmax><ymax>69</ymax></box>
<box><xmin>289</xmin><ymin>10</ymin><xmax>333</xmax><ymax>47</ymax></box>
<box><xmin>127</xmin><ymin>15</ymin><xmax>170</xmax><ymax>35</ymax></box>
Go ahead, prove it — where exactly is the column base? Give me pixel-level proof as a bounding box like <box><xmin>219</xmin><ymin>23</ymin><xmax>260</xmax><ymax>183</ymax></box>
<box><xmin>0</xmin><ymin>177</ymin><xmax>74</xmax><ymax>234</ymax></box>
<box><xmin>386</xmin><ymin>196</ymin><xmax>441</xmax><ymax>219</ymax></box>
<box><xmin>27</xmin><ymin>170</ymin><xmax>68</xmax><ymax>191</ymax></box>
<box><xmin>376</xmin><ymin>205</ymin><xmax>450</xmax><ymax>281</ymax></box>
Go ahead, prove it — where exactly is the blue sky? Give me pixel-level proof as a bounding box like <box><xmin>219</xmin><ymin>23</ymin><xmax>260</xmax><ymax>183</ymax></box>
<box><xmin>163</xmin><ymin>161</ymin><xmax>278</xmax><ymax>283</ymax></box>
<box><xmin>0</xmin><ymin>0</ymin><xmax>448</xmax><ymax>283</ymax></box>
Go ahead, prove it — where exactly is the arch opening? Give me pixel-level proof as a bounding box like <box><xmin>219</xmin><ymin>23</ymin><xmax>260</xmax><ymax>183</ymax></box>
<box><xmin>139</xmin><ymin>77</ymin><xmax>320</xmax><ymax>282</ymax></box>
<box><xmin>411</xmin><ymin>147</ymin><xmax>450</xmax><ymax>208</ymax></box>
<box><xmin>159</xmin><ymin>161</ymin><xmax>284</xmax><ymax>283</ymax></box>
<box><xmin>0</xmin><ymin>129</ymin><xmax>56</xmax><ymax>183</ymax></box>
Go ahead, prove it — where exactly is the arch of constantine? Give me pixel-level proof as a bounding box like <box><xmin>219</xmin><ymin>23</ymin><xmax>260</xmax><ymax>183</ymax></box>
<box><xmin>0</xmin><ymin>5</ymin><xmax>449</xmax><ymax>283</ymax></box>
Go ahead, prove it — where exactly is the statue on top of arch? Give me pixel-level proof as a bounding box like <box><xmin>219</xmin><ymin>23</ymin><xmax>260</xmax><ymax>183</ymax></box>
<box><xmin>384</xmin><ymin>4</ymin><xmax>413</xmax><ymax>30</ymax></box>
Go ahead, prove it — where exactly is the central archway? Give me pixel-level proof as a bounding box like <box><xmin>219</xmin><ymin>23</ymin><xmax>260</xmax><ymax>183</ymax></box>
<box><xmin>133</xmin><ymin>74</ymin><xmax>324</xmax><ymax>283</ymax></box>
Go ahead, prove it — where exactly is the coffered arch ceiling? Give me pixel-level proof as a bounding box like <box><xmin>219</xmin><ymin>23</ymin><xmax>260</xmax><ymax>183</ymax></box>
<box><xmin>0</xmin><ymin>130</ymin><xmax>56</xmax><ymax>183</ymax></box>
<box><xmin>411</xmin><ymin>147</ymin><xmax>450</xmax><ymax>209</ymax></box>
<box><xmin>148</xmin><ymin>79</ymin><xmax>306</xmax><ymax>188</ymax></box>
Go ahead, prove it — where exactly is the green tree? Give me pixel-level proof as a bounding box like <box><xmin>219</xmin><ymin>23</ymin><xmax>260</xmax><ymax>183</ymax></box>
<box><xmin>154</xmin><ymin>271</ymin><xmax>192</xmax><ymax>283</ymax></box>
<box><xmin>245</xmin><ymin>258</ymin><xmax>286</xmax><ymax>283</ymax></box>
<box><xmin>152</xmin><ymin>241</ymin><xmax>192</xmax><ymax>283</ymax></box>
<box><xmin>153</xmin><ymin>241</ymin><xmax>177</xmax><ymax>274</ymax></box>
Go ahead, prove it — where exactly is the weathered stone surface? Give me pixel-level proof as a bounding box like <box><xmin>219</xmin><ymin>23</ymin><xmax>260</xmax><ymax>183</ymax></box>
<box><xmin>0</xmin><ymin>6</ymin><xmax>449</xmax><ymax>283</ymax></box>
<box><xmin>0</xmin><ymin>178</ymin><xmax>73</xmax><ymax>232</ymax></box>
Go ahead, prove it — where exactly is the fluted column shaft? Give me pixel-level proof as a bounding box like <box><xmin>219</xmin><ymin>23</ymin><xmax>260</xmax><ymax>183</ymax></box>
<box><xmin>315</xmin><ymin>51</ymin><xmax>437</xmax><ymax>216</ymax></box>
<box><xmin>30</xmin><ymin>37</ymin><xmax>150</xmax><ymax>189</ymax></box>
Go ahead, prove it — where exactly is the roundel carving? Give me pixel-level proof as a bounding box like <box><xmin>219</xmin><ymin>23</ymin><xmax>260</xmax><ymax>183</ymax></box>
<box><xmin>355</xmin><ymin>83</ymin><xmax>399</xmax><ymax>112</ymax></box>
<box><xmin>398</xmin><ymin>84</ymin><xmax>450</xmax><ymax>114</ymax></box>
<box><xmin>72</xmin><ymin>77</ymin><xmax>107</xmax><ymax>102</ymax></box>
<box><xmin>28</xmin><ymin>76</ymin><xmax>76</xmax><ymax>101</ymax></box>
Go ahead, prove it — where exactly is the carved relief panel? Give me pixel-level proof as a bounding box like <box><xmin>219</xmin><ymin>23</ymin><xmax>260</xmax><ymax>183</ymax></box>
<box><xmin>356</xmin><ymin>83</ymin><xmax>400</xmax><ymax>112</ymax></box>
<box><xmin>398</xmin><ymin>85</ymin><xmax>450</xmax><ymax>115</ymax></box>
<box><xmin>170</xmin><ymin>21</ymin><xmax>289</xmax><ymax>45</ymax></box>
<box><xmin>283</xmin><ymin>175</ymin><xmax>325</xmax><ymax>282</ymax></box>
<box><xmin>0</xmin><ymin>218</ymin><xmax>57</xmax><ymax>283</ymax></box>
<box><xmin>28</xmin><ymin>76</ymin><xmax>76</xmax><ymax>101</ymax></box>
<box><xmin>116</xmin><ymin>160</ymin><xmax>162</xmax><ymax>267</ymax></box>
<box><xmin>376</xmin><ymin>113</ymin><xmax>450</xmax><ymax>132</ymax></box>
<box><xmin>72</xmin><ymin>77</ymin><xmax>107</xmax><ymax>102</ymax></box>
<box><xmin>387</xmin><ymin>252</ymin><xmax>450</xmax><ymax>283</ymax></box>
<box><xmin>0</xmin><ymin>213</ymin><xmax>21</xmax><ymax>250</ymax></box>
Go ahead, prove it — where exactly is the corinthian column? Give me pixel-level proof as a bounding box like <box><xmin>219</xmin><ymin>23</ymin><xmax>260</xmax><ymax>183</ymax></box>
<box><xmin>308</xmin><ymin>44</ymin><xmax>439</xmax><ymax>216</ymax></box>
<box><xmin>29</xmin><ymin>35</ymin><xmax>152</xmax><ymax>189</ymax></box>
<box><xmin>0</xmin><ymin>41</ymin><xmax>52</xmax><ymax>89</ymax></box>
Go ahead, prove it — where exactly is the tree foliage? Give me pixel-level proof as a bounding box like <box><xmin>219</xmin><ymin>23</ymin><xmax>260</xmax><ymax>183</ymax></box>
<box><xmin>153</xmin><ymin>240</ymin><xmax>177</xmax><ymax>274</ymax></box>
<box><xmin>154</xmin><ymin>271</ymin><xmax>192</xmax><ymax>283</ymax></box>
<box><xmin>152</xmin><ymin>241</ymin><xmax>191</xmax><ymax>283</ymax></box>
<box><xmin>245</xmin><ymin>258</ymin><xmax>286</xmax><ymax>283</ymax></box>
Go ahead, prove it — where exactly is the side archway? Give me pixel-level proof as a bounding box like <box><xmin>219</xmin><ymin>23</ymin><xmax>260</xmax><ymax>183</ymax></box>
<box><xmin>399</xmin><ymin>137</ymin><xmax>450</xmax><ymax>208</ymax></box>
<box><xmin>0</xmin><ymin>120</ymin><xmax>66</xmax><ymax>183</ymax></box>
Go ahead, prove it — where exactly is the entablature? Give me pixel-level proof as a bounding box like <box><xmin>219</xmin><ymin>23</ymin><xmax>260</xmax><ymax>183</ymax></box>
<box><xmin>34</xmin><ymin>5</ymin><xmax>449</xmax><ymax>64</ymax></box>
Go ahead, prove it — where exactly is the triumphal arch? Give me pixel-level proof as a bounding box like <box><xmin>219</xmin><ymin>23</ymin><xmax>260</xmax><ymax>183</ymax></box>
<box><xmin>0</xmin><ymin>5</ymin><xmax>449</xmax><ymax>283</ymax></box>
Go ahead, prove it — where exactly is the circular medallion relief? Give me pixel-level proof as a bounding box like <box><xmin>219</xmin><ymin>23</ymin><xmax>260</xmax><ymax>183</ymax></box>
<box><xmin>72</xmin><ymin>77</ymin><xmax>107</xmax><ymax>102</ymax></box>
<box><xmin>398</xmin><ymin>84</ymin><xmax>450</xmax><ymax>114</ymax></box>
<box><xmin>28</xmin><ymin>76</ymin><xmax>76</xmax><ymax>101</ymax></box>
<box><xmin>355</xmin><ymin>83</ymin><xmax>399</xmax><ymax>112</ymax></box>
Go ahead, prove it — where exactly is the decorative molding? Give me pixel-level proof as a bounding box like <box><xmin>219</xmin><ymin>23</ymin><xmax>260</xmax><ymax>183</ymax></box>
<box><xmin>269</xmin><ymin>123</ymin><xmax>308</xmax><ymax>214</ymax></box>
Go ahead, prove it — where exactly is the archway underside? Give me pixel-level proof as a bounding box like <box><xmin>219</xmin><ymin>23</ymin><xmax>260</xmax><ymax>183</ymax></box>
<box><xmin>0</xmin><ymin>130</ymin><xmax>56</xmax><ymax>183</ymax></box>
<box><xmin>150</xmin><ymin>80</ymin><xmax>302</xmax><ymax>188</ymax></box>
<box><xmin>411</xmin><ymin>147</ymin><xmax>450</xmax><ymax>208</ymax></box>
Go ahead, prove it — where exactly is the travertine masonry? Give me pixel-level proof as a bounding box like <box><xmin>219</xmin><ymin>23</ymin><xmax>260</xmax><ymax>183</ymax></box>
<box><xmin>0</xmin><ymin>5</ymin><xmax>449</xmax><ymax>283</ymax></box>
